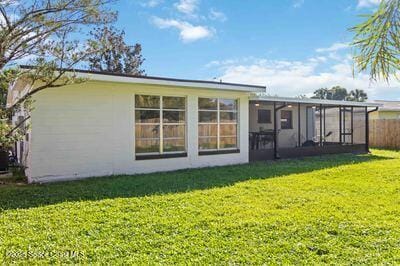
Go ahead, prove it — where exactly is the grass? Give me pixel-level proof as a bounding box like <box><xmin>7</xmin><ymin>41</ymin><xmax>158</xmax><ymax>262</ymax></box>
<box><xmin>0</xmin><ymin>149</ymin><xmax>399</xmax><ymax>264</ymax></box>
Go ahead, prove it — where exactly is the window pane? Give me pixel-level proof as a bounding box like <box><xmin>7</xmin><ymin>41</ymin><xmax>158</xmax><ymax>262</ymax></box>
<box><xmin>163</xmin><ymin>125</ymin><xmax>185</xmax><ymax>138</ymax></box>
<box><xmin>199</xmin><ymin>98</ymin><xmax>217</xmax><ymax>110</ymax></box>
<box><xmin>135</xmin><ymin>125</ymin><xmax>160</xmax><ymax>139</ymax></box>
<box><xmin>163</xmin><ymin>139</ymin><xmax>185</xmax><ymax>152</ymax></box>
<box><xmin>219</xmin><ymin>99</ymin><xmax>237</xmax><ymax>110</ymax></box>
<box><xmin>220</xmin><ymin>124</ymin><xmax>237</xmax><ymax>136</ymax></box>
<box><xmin>199</xmin><ymin>137</ymin><xmax>217</xmax><ymax>150</ymax></box>
<box><xmin>220</xmin><ymin>111</ymin><xmax>237</xmax><ymax>123</ymax></box>
<box><xmin>163</xmin><ymin>111</ymin><xmax>185</xmax><ymax>123</ymax></box>
<box><xmin>135</xmin><ymin>110</ymin><xmax>160</xmax><ymax>123</ymax></box>
<box><xmin>220</xmin><ymin>137</ymin><xmax>237</xmax><ymax>149</ymax></box>
<box><xmin>163</xmin><ymin>96</ymin><xmax>185</xmax><ymax>109</ymax></box>
<box><xmin>136</xmin><ymin>139</ymin><xmax>160</xmax><ymax>153</ymax></box>
<box><xmin>258</xmin><ymin>109</ymin><xmax>271</xmax><ymax>123</ymax></box>
<box><xmin>281</xmin><ymin>110</ymin><xmax>293</xmax><ymax>129</ymax></box>
<box><xmin>135</xmin><ymin>95</ymin><xmax>160</xmax><ymax>109</ymax></box>
<box><xmin>199</xmin><ymin>111</ymin><xmax>217</xmax><ymax>122</ymax></box>
<box><xmin>199</xmin><ymin>124</ymin><xmax>217</xmax><ymax>137</ymax></box>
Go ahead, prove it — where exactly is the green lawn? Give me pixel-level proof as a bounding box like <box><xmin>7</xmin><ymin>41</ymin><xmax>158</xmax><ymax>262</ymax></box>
<box><xmin>0</xmin><ymin>149</ymin><xmax>399</xmax><ymax>264</ymax></box>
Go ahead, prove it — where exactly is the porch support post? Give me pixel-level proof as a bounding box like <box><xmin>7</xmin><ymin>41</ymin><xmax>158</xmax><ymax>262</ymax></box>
<box><xmin>365</xmin><ymin>107</ymin><xmax>369</xmax><ymax>152</ymax></box>
<box><xmin>351</xmin><ymin>107</ymin><xmax>354</xmax><ymax>145</ymax></box>
<box><xmin>339</xmin><ymin>106</ymin><xmax>342</xmax><ymax>144</ymax></box>
<box><xmin>273</xmin><ymin>102</ymin><xmax>278</xmax><ymax>159</ymax></box>
<box><xmin>298</xmin><ymin>103</ymin><xmax>301</xmax><ymax>147</ymax></box>
<box><xmin>319</xmin><ymin>104</ymin><xmax>323</xmax><ymax>146</ymax></box>
<box><xmin>343</xmin><ymin>107</ymin><xmax>346</xmax><ymax>143</ymax></box>
<box><xmin>323</xmin><ymin>106</ymin><xmax>326</xmax><ymax>145</ymax></box>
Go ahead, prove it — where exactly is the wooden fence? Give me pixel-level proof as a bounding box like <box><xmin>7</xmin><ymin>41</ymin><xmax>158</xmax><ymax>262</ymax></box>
<box><xmin>369</xmin><ymin>119</ymin><xmax>400</xmax><ymax>149</ymax></box>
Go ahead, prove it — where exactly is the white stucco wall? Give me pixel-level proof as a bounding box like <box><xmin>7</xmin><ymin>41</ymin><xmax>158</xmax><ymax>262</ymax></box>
<box><xmin>27</xmin><ymin>81</ymin><xmax>250</xmax><ymax>183</ymax></box>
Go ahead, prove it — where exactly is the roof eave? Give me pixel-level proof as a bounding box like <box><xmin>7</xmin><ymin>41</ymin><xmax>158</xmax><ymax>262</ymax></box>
<box><xmin>79</xmin><ymin>72</ymin><xmax>265</xmax><ymax>92</ymax></box>
<box><xmin>251</xmin><ymin>96</ymin><xmax>382</xmax><ymax>107</ymax></box>
<box><xmin>19</xmin><ymin>65</ymin><xmax>266</xmax><ymax>93</ymax></box>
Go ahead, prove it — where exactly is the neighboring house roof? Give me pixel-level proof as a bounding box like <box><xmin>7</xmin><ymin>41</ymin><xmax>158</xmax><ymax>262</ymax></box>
<box><xmin>252</xmin><ymin>95</ymin><xmax>382</xmax><ymax>107</ymax></box>
<box><xmin>372</xmin><ymin>100</ymin><xmax>400</xmax><ymax>111</ymax></box>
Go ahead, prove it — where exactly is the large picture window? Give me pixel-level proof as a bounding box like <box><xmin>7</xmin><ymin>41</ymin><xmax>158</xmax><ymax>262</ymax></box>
<box><xmin>198</xmin><ymin>98</ymin><xmax>238</xmax><ymax>153</ymax></box>
<box><xmin>135</xmin><ymin>95</ymin><xmax>186</xmax><ymax>158</ymax></box>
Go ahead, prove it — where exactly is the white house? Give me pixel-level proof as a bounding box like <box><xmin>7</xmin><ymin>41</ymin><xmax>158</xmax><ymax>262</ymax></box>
<box><xmin>8</xmin><ymin>69</ymin><xmax>380</xmax><ymax>183</ymax></box>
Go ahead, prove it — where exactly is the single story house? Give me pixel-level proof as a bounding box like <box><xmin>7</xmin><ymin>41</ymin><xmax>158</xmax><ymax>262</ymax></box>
<box><xmin>369</xmin><ymin>100</ymin><xmax>400</xmax><ymax>120</ymax></box>
<box><xmin>8</xmin><ymin>69</ymin><xmax>381</xmax><ymax>183</ymax></box>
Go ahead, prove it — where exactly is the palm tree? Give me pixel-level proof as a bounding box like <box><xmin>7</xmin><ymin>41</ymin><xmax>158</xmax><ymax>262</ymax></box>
<box><xmin>351</xmin><ymin>0</ymin><xmax>400</xmax><ymax>81</ymax></box>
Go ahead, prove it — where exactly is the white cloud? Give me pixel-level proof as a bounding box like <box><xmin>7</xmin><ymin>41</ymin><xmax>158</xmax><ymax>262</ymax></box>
<box><xmin>209</xmin><ymin>8</ymin><xmax>227</xmax><ymax>22</ymax></box>
<box><xmin>152</xmin><ymin>17</ymin><xmax>214</xmax><ymax>42</ymax></box>
<box><xmin>209</xmin><ymin>52</ymin><xmax>400</xmax><ymax>100</ymax></box>
<box><xmin>316</xmin><ymin>42</ymin><xmax>349</xmax><ymax>53</ymax></box>
<box><xmin>308</xmin><ymin>56</ymin><xmax>327</xmax><ymax>63</ymax></box>
<box><xmin>293</xmin><ymin>0</ymin><xmax>304</xmax><ymax>8</ymax></box>
<box><xmin>141</xmin><ymin>0</ymin><xmax>163</xmax><ymax>8</ymax></box>
<box><xmin>357</xmin><ymin>0</ymin><xmax>381</xmax><ymax>8</ymax></box>
<box><xmin>174</xmin><ymin>0</ymin><xmax>198</xmax><ymax>15</ymax></box>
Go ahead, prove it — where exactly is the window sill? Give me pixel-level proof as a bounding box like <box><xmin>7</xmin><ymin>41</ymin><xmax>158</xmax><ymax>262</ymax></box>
<box><xmin>136</xmin><ymin>152</ymin><xmax>187</xmax><ymax>160</ymax></box>
<box><xmin>199</xmin><ymin>149</ymin><xmax>240</xmax><ymax>156</ymax></box>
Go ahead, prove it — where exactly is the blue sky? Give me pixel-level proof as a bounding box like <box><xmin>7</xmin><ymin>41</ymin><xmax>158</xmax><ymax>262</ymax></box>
<box><xmin>111</xmin><ymin>0</ymin><xmax>399</xmax><ymax>100</ymax></box>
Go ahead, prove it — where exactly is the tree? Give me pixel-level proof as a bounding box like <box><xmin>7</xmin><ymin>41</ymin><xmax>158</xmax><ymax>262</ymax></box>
<box><xmin>311</xmin><ymin>86</ymin><xmax>368</xmax><ymax>102</ymax></box>
<box><xmin>311</xmin><ymin>88</ymin><xmax>331</xmax><ymax>100</ymax></box>
<box><xmin>348</xmin><ymin>89</ymin><xmax>368</xmax><ymax>102</ymax></box>
<box><xmin>0</xmin><ymin>0</ymin><xmax>116</xmax><ymax>70</ymax></box>
<box><xmin>351</xmin><ymin>0</ymin><xmax>400</xmax><ymax>81</ymax></box>
<box><xmin>0</xmin><ymin>0</ymin><xmax>117</xmax><ymax>107</ymax></box>
<box><xmin>0</xmin><ymin>69</ymin><xmax>11</xmax><ymax>110</ymax></box>
<box><xmin>0</xmin><ymin>0</ymin><xmax>116</xmax><ymax>151</ymax></box>
<box><xmin>86</xmin><ymin>26</ymin><xmax>145</xmax><ymax>75</ymax></box>
<box><xmin>311</xmin><ymin>86</ymin><xmax>348</xmax><ymax>100</ymax></box>
<box><xmin>330</xmin><ymin>86</ymin><xmax>348</xmax><ymax>101</ymax></box>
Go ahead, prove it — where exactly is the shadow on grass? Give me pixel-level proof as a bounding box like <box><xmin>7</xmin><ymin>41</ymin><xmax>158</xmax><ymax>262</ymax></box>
<box><xmin>0</xmin><ymin>153</ymin><xmax>393</xmax><ymax>211</ymax></box>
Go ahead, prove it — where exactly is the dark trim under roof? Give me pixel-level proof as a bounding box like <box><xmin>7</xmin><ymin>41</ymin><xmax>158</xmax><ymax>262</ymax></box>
<box><xmin>19</xmin><ymin>65</ymin><xmax>266</xmax><ymax>90</ymax></box>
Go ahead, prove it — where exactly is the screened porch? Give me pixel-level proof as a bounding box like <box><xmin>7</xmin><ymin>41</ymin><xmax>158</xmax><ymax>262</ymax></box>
<box><xmin>249</xmin><ymin>97</ymin><xmax>380</xmax><ymax>161</ymax></box>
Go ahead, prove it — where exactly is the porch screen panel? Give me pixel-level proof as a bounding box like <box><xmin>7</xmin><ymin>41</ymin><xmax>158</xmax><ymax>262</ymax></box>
<box><xmin>199</xmin><ymin>98</ymin><xmax>238</xmax><ymax>151</ymax></box>
<box><xmin>324</xmin><ymin>107</ymin><xmax>340</xmax><ymax>144</ymax></box>
<box><xmin>353</xmin><ymin>107</ymin><xmax>366</xmax><ymax>144</ymax></box>
<box><xmin>135</xmin><ymin>95</ymin><xmax>186</xmax><ymax>155</ymax></box>
<box><xmin>315</xmin><ymin>107</ymin><xmax>322</xmax><ymax>144</ymax></box>
<box><xmin>343</xmin><ymin>108</ymin><xmax>353</xmax><ymax>144</ymax></box>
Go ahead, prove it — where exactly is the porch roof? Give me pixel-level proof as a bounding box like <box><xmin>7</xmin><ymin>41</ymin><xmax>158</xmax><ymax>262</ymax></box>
<box><xmin>251</xmin><ymin>95</ymin><xmax>382</xmax><ymax>107</ymax></box>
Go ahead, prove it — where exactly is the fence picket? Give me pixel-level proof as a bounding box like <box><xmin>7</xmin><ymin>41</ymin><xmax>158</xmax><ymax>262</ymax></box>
<box><xmin>370</xmin><ymin>119</ymin><xmax>400</xmax><ymax>149</ymax></box>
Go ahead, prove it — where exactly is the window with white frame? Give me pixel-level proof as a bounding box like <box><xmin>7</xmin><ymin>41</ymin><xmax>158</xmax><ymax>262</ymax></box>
<box><xmin>198</xmin><ymin>98</ymin><xmax>238</xmax><ymax>152</ymax></box>
<box><xmin>135</xmin><ymin>95</ymin><xmax>186</xmax><ymax>157</ymax></box>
